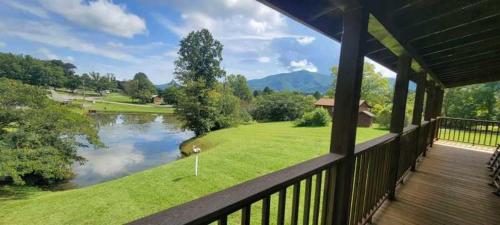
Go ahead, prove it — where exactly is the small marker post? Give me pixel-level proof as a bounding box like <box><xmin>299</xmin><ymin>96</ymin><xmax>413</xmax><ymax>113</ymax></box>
<box><xmin>193</xmin><ymin>145</ymin><xmax>201</xmax><ymax>176</ymax></box>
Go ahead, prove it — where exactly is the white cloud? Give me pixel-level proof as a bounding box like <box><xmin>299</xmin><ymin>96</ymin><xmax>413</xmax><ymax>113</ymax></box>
<box><xmin>296</xmin><ymin>36</ymin><xmax>315</xmax><ymax>45</ymax></box>
<box><xmin>289</xmin><ymin>59</ymin><xmax>318</xmax><ymax>72</ymax></box>
<box><xmin>0</xmin><ymin>42</ymin><xmax>5</xmax><ymax>48</ymax></box>
<box><xmin>257</xmin><ymin>56</ymin><xmax>271</xmax><ymax>63</ymax></box>
<box><xmin>36</xmin><ymin>48</ymin><xmax>59</xmax><ymax>60</ymax></box>
<box><xmin>40</xmin><ymin>0</ymin><xmax>146</xmax><ymax>38</ymax></box>
<box><xmin>3</xmin><ymin>1</ymin><xmax>49</xmax><ymax>18</ymax></box>
<box><xmin>0</xmin><ymin>19</ymin><xmax>138</xmax><ymax>62</ymax></box>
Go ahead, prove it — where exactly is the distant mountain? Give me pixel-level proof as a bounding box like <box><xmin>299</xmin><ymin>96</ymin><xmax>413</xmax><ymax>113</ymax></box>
<box><xmin>248</xmin><ymin>70</ymin><xmax>333</xmax><ymax>93</ymax></box>
<box><xmin>248</xmin><ymin>71</ymin><xmax>416</xmax><ymax>94</ymax></box>
<box><xmin>155</xmin><ymin>80</ymin><xmax>179</xmax><ymax>90</ymax></box>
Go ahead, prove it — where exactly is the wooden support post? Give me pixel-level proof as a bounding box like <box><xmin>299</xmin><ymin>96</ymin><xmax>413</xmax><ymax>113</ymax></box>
<box><xmin>411</xmin><ymin>72</ymin><xmax>425</xmax><ymax>171</ymax></box>
<box><xmin>388</xmin><ymin>53</ymin><xmax>412</xmax><ymax>200</ymax></box>
<box><xmin>328</xmin><ymin>7</ymin><xmax>368</xmax><ymax>225</ymax></box>
<box><xmin>423</xmin><ymin>84</ymin><xmax>435</xmax><ymax>151</ymax></box>
<box><xmin>431</xmin><ymin>88</ymin><xmax>444</xmax><ymax>140</ymax></box>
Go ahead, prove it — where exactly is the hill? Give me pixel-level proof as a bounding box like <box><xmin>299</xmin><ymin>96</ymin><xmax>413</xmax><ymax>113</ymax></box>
<box><xmin>155</xmin><ymin>80</ymin><xmax>179</xmax><ymax>90</ymax></box>
<box><xmin>248</xmin><ymin>71</ymin><xmax>416</xmax><ymax>93</ymax></box>
<box><xmin>248</xmin><ymin>70</ymin><xmax>333</xmax><ymax>93</ymax></box>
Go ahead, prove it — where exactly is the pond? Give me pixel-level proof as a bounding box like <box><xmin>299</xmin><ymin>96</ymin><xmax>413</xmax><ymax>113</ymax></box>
<box><xmin>58</xmin><ymin>113</ymin><xmax>194</xmax><ymax>189</ymax></box>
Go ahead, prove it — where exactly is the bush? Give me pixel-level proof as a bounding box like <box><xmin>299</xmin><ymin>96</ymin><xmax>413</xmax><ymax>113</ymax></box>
<box><xmin>251</xmin><ymin>92</ymin><xmax>314</xmax><ymax>121</ymax></box>
<box><xmin>295</xmin><ymin>108</ymin><xmax>331</xmax><ymax>127</ymax></box>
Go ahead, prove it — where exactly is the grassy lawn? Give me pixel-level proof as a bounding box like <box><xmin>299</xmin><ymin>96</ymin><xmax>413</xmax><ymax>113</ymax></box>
<box><xmin>73</xmin><ymin>100</ymin><xmax>174</xmax><ymax>114</ymax></box>
<box><xmin>102</xmin><ymin>93</ymin><xmax>136</xmax><ymax>104</ymax></box>
<box><xmin>0</xmin><ymin>122</ymin><xmax>388</xmax><ymax>225</ymax></box>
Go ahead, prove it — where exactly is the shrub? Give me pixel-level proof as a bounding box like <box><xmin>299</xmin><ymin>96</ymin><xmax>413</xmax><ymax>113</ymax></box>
<box><xmin>251</xmin><ymin>92</ymin><xmax>314</xmax><ymax>121</ymax></box>
<box><xmin>295</xmin><ymin>108</ymin><xmax>331</xmax><ymax>127</ymax></box>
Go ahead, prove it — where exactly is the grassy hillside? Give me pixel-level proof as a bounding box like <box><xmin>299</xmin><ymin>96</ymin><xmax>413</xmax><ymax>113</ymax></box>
<box><xmin>0</xmin><ymin>122</ymin><xmax>387</xmax><ymax>225</ymax></box>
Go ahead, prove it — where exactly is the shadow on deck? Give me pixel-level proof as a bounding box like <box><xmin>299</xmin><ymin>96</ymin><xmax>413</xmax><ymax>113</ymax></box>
<box><xmin>373</xmin><ymin>143</ymin><xmax>500</xmax><ymax>225</ymax></box>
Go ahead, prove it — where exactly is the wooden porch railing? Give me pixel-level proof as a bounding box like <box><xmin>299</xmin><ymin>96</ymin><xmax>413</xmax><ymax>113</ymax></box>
<box><xmin>436</xmin><ymin>117</ymin><xmax>500</xmax><ymax>147</ymax></box>
<box><xmin>128</xmin><ymin>121</ymin><xmax>437</xmax><ymax>225</ymax></box>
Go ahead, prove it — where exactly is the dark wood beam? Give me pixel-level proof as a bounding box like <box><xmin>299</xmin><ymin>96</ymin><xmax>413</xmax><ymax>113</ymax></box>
<box><xmin>410</xmin><ymin>14</ymin><xmax>500</xmax><ymax>46</ymax></box>
<box><xmin>401</xmin><ymin>3</ymin><xmax>500</xmax><ymax>42</ymax></box>
<box><xmin>388</xmin><ymin>53</ymin><xmax>412</xmax><ymax>200</ymax></box>
<box><xmin>329</xmin><ymin>6</ymin><xmax>369</xmax><ymax>225</ymax></box>
<box><xmin>360</xmin><ymin>0</ymin><xmax>444</xmax><ymax>87</ymax></box>
<box><xmin>443</xmin><ymin>73</ymin><xmax>500</xmax><ymax>88</ymax></box>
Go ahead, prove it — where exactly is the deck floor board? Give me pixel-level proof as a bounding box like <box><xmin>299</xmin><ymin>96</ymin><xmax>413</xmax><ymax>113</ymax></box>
<box><xmin>372</xmin><ymin>143</ymin><xmax>500</xmax><ymax>225</ymax></box>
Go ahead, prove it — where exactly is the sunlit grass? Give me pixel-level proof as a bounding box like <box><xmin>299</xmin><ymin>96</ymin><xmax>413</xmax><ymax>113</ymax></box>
<box><xmin>0</xmin><ymin>122</ymin><xmax>388</xmax><ymax>225</ymax></box>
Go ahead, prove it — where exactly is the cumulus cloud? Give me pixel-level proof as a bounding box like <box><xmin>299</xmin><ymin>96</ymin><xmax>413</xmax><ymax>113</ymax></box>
<box><xmin>0</xmin><ymin>19</ymin><xmax>138</xmax><ymax>62</ymax></box>
<box><xmin>40</xmin><ymin>0</ymin><xmax>146</xmax><ymax>38</ymax></box>
<box><xmin>296</xmin><ymin>36</ymin><xmax>315</xmax><ymax>45</ymax></box>
<box><xmin>156</xmin><ymin>0</ymin><xmax>286</xmax><ymax>40</ymax></box>
<box><xmin>0</xmin><ymin>42</ymin><xmax>5</xmax><ymax>48</ymax></box>
<box><xmin>289</xmin><ymin>59</ymin><xmax>318</xmax><ymax>72</ymax></box>
<box><xmin>3</xmin><ymin>0</ymin><xmax>49</xmax><ymax>18</ymax></box>
<box><xmin>257</xmin><ymin>56</ymin><xmax>271</xmax><ymax>63</ymax></box>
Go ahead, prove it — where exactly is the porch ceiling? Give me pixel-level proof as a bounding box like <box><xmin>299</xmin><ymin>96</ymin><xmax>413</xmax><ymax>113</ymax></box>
<box><xmin>258</xmin><ymin>0</ymin><xmax>500</xmax><ymax>88</ymax></box>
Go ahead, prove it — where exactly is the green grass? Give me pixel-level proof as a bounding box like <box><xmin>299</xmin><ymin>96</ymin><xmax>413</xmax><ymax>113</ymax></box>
<box><xmin>0</xmin><ymin>122</ymin><xmax>388</xmax><ymax>225</ymax></box>
<box><xmin>102</xmin><ymin>93</ymin><xmax>136</xmax><ymax>104</ymax></box>
<box><xmin>73</xmin><ymin>100</ymin><xmax>174</xmax><ymax>114</ymax></box>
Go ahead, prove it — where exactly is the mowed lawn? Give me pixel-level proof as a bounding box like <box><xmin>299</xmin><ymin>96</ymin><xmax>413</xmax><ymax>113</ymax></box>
<box><xmin>73</xmin><ymin>99</ymin><xmax>174</xmax><ymax>114</ymax></box>
<box><xmin>0</xmin><ymin>122</ymin><xmax>388</xmax><ymax>225</ymax></box>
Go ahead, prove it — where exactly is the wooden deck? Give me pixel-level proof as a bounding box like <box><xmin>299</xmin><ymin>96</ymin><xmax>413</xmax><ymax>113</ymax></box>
<box><xmin>372</xmin><ymin>143</ymin><xmax>500</xmax><ymax>225</ymax></box>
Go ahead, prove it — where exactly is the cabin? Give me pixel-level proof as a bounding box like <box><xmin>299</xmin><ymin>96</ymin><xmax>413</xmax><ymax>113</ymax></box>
<box><xmin>129</xmin><ymin>1</ymin><xmax>500</xmax><ymax>225</ymax></box>
<box><xmin>315</xmin><ymin>98</ymin><xmax>374</xmax><ymax>127</ymax></box>
<box><xmin>151</xmin><ymin>95</ymin><xmax>163</xmax><ymax>105</ymax></box>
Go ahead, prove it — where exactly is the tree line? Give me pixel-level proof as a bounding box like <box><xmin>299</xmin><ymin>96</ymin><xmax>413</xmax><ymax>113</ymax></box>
<box><xmin>0</xmin><ymin>52</ymin><xmax>158</xmax><ymax>103</ymax></box>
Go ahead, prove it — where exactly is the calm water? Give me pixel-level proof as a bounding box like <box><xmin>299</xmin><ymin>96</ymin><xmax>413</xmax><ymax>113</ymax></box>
<box><xmin>62</xmin><ymin>113</ymin><xmax>194</xmax><ymax>188</ymax></box>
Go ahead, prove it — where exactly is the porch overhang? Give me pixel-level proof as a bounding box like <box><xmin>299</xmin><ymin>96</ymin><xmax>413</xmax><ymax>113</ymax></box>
<box><xmin>258</xmin><ymin>0</ymin><xmax>500</xmax><ymax>88</ymax></box>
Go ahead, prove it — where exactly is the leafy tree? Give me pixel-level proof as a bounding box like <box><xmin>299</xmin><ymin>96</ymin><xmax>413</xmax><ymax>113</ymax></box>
<box><xmin>162</xmin><ymin>85</ymin><xmax>180</xmax><ymax>104</ymax></box>
<box><xmin>313</xmin><ymin>91</ymin><xmax>322</xmax><ymax>100</ymax></box>
<box><xmin>65</xmin><ymin>74</ymin><xmax>82</xmax><ymax>92</ymax></box>
<box><xmin>253</xmin><ymin>90</ymin><xmax>261</xmax><ymax>97</ymax></box>
<box><xmin>174</xmin><ymin>29</ymin><xmax>225</xmax><ymax>88</ymax></box>
<box><xmin>444</xmin><ymin>82</ymin><xmax>499</xmax><ymax>120</ymax></box>
<box><xmin>263</xmin><ymin>86</ymin><xmax>274</xmax><ymax>95</ymax></box>
<box><xmin>251</xmin><ymin>92</ymin><xmax>314</xmax><ymax>121</ymax></box>
<box><xmin>174</xmin><ymin>29</ymin><xmax>229</xmax><ymax>136</ymax></box>
<box><xmin>123</xmin><ymin>72</ymin><xmax>157</xmax><ymax>103</ymax></box>
<box><xmin>295</xmin><ymin>108</ymin><xmax>331</xmax><ymax>127</ymax></box>
<box><xmin>0</xmin><ymin>78</ymin><xmax>100</xmax><ymax>185</ymax></box>
<box><xmin>227</xmin><ymin>74</ymin><xmax>252</xmax><ymax>102</ymax></box>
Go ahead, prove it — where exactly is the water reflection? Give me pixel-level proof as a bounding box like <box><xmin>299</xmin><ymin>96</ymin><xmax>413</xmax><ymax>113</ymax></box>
<box><xmin>66</xmin><ymin>113</ymin><xmax>194</xmax><ymax>188</ymax></box>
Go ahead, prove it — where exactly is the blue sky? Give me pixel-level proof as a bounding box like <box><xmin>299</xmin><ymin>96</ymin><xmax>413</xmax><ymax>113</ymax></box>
<box><xmin>0</xmin><ymin>0</ymin><xmax>395</xmax><ymax>84</ymax></box>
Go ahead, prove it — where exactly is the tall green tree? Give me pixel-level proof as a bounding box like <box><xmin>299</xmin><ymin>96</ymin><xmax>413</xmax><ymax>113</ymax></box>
<box><xmin>227</xmin><ymin>74</ymin><xmax>252</xmax><ymax>101</ymax></box>
<box><xmin>174</xmin><ymin>29</ymin><xmax>228</xmax><ymax>136</ymax></box>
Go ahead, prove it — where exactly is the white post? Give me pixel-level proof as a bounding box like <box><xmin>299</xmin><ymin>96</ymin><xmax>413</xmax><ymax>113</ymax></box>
<box><xmin>193</xmin><ymin>145</ymin><xmax>201</xmax><ymax>176</ymax></box>
<box><xmin>195</xmin><ymin>154</ymin><xmax>199</xmax><ymax>176</ymax></box>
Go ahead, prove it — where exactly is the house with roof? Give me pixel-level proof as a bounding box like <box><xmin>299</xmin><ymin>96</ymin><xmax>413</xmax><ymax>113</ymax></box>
<box><xmin>314</xmin><ymin>98</ymin><xmax>375</xmax><ymax>127</ymax></box>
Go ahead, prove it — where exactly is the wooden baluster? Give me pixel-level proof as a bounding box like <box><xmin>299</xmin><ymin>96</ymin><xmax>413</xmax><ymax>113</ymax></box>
<box><xmin>261</xmin><ymin>196</ymin><xmax>270</xmax><ymax>225</ymax></box>
<box><xmin>241</xmin><ymin>205</ymin><xmax>251</xmax><ymax>225</ymax></box>
<box><xmin>277</xmin><ymin>189</ymin><xmax>286</xmax><ymax>225</ymax></box>
<box><xmin>303</xmin><ymin>177</ymin><xmax>312</xmax><ymax>225</ymax></box>
<box><xmin>291</xmin><ymin>183</ymin><xmax>301</xmax><ymax>225</ymax></box>
<box><xmin>218</xmin><ymin>216</ymin><xmax>227</xmax><ymax>225</ymax></box>
<box><xmin>312</xmin><ymin>172</ymin><xmax>322</xmax><ymax>225</ymax></box>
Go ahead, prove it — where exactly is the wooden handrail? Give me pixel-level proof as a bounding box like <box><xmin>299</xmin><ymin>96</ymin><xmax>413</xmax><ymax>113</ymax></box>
<box><xmin>127</xmin><ymin>153</ymin><xmax>344</xmax><ymax>225</ymax></box>
<box><xmin>438</xmin><ymin>117</ymin><xmax>500</xmax><ymax>124</ymax></box>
